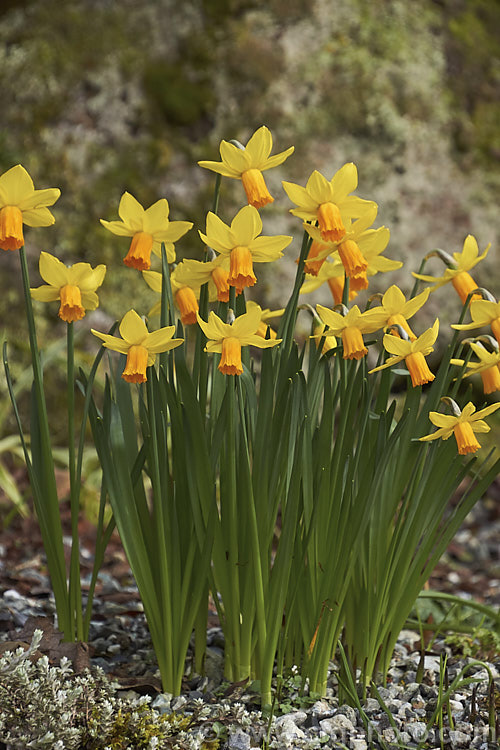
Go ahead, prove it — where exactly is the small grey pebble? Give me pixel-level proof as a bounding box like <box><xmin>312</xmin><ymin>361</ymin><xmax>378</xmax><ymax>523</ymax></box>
<box><xmin>407</xmin><ymin>722</ymin><xmax>428</xmax><ymax>742</ymax></box>
<box><xmin>228</xmin><ymin>729</ymin><xmax>251</xmax><ymax>750</ymax></box>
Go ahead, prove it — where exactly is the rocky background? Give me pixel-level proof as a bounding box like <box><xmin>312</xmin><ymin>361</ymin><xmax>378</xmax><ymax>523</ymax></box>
<box><xmin>0</xmin><ymin>0</ymin><xmax>499</xmax><ymax>439</ymax></box>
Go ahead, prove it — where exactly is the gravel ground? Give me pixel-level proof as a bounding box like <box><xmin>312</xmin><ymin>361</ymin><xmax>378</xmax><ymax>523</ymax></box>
<box><xmin>0</xmin><ymin>490</ymin><xmax>499</xmax><ymax>748</ymax></box>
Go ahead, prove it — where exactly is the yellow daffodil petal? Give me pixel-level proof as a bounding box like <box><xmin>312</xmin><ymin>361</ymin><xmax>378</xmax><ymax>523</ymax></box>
<box><xmin>282</xmin><ymin>181</ymin><xmax>318</xmax><ymax>212</ymax></box>
<box><xmin>419</xmin><ymin>426</ymin><xmax>454</xmax><ymax>442</ymax></box>
<box><xmin>38</xmin><ymin>251</ymin><xmax>68</xmax><ymax>287</ymax></box>
<box><xmin>244</xmin><ymin>126</ymin><xmax>273</xmax><ymax>165</ymax></box>
<box><xmin>204</xmin><ymin>212</ymin><xmax>234</xmax><ymax>251</ymax></box>
<box><xmin>413</xmin><ymin>319</ymin><xmax>439</xmax><ymax>352</ymax></box>
<box><xmin>307</xmin><ymin>170</ymin><xmax>333</xmax><ymax>204</ymax></box>
<box><xmin>21</xmin><ymin>206</ymin><xmax>57</xmax><ymax>227</ymax></box>
<box><xmin>142</xmin><ymin>198</ymin><xmax>169</xmax><ymax>232</ymax></box>
<box><xmin>91</xmin><ymin>330</ymin><xmax>131</xmax><ymax>355</ymax></box>
<box><xmin>0</xmin><ymin>165</ymin><xmax>34</xmax><ymax>205</ymax></box>
<box><xmin>262</xmin><ymin>146</ymin><xmax>295</xmax><ymax>170</ymax></box>
<box><xmin>118</xmin><ymin>192</ymin><xmax>144</xmax><ymax>231</ymax></box>
<box><xmin>382</xmin><ymin>334</ymin><xmax>411</xmax><ymax>357</ymax></box>
<box><xmin>144</xmin><ymin>327</ymin><xmax>182</xmax><ymax>354</ymax></box>
<box><xmin>248</xmin><ymin>234</ymin><xmax>292</xmax><ymax>261</ymax></box>
<box><xmin>231</xmin><ymin>305</ymin><xmax>263</xmax><ymax>338</ymax></box>
<box><xmin>316</xmin><ymin>304</ymin><xmax>347</xmax><ymax>332</ymax></box>
<box><xmin>100</xmin><ymin>219</ymin><xmax>134</xmax><ymax>237</ymax></box>
<box><xmin>219</xmin><ymin>140</ymin><xmax>251</xmax><ymax>173</ymax></box>
<box><xmin>143</xmin><ymin>270</ymin><xmax>162</xmax><ymax>293</ymax></box>
<box><xmin>30</xmin><ymin>286</ymin><xmax>60</xmax><ymax>302</ymax></box>
<box><xmin>119</xmin><ymin>309</ymin><xmax>148</xmax><ymax>344</ymax></box>
<box><xmin>471</xmin><ymin>402</ymin><xmax>500</xmax><ymax>421</ymax></box>
<box><xmin>231</xmin><ymin>205</ymin><xmax>262</xmax><ymax>245</ymax></box>
<box><xmin>330</xmin><ymin>162</ymin><xmax>358</xmax><ymax>200</ymax></box>
<box><xmin>80</xmin><ymin>290</ymin><xmax>99</xmax><ymax>310</ymax></box>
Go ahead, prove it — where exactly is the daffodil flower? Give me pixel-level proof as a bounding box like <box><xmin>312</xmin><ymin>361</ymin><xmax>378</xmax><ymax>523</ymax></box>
<box><xmin>198</xmin><ymin>125</ymin><xmax>294</xmax><ymax>209</ymax></box>
<box><xmin>0</xmin><ymin>165</ymin><xmax>60</xmax><ymax>251</ymax></box>
<box><xmin>450</xmin><ymin>341</ymin><xmax>500</xmax><ymax>394</ymax></box>
<box><xmin>367</xmin><ymin>285</ymin><xmax>430</xmax><ymax>341</ymax></box>
<box><xmin>419</xmin><ymin>400</ymin><xmax>500</xmax><ymax>455</ymax></box>
<box><xmin>451</xmin><ymin>298</ymin><xmax>500</xmax><ymax>347</ymax></box>
<box><xmin>282</xmin><ymin>164</ymin><xmax>376</xmax><ymax>243</ymax></box>
<box><xmin>91</xmin><ymin>309</ymin><xmax>183</xmax><ymax>383</ymax></box>
<box><xmin>369</xmin><ymin>320</ymin><xmax>439</xmax><ymax>387</ymax></box>
<box><xmin>301</xmin><ymin>258</ymin><xmax>358</xmax><ymax>305</ymax></box>
<box><xmin>246</xmin><ymin>300</ymin><xmax>284</xmax><ymax>340</ymax></box>
<box><xmin>143</xmin><ymin>263</ymin><xmax>218</xmax><ymax>325</ymax></box>
<box><xmin>196</xmin><ymin>305</ymin><xmax>282</xmax><ymax>376</ymax></box>
<box><xmin>312</xmin><ymin>323</ymin><xmax>338</xmax><ymax>355</ymax></box>
<box><xmin>30</xmin><ymin>251</ymin><xmax>106</xmax><ymax>323</ymax></box>
<box><xmin>168</xmin><ymin>256</ymin><xmax>233</xmax><ymax>303</ymax></box>
<box><xmin>315</xmin><ymin>304</ymin><xmax>384</xmax><ymax>360</ymax></box>
<box><xmin>412</xmin><ymin>235</ymin><xmax>490</xmax><ymax>304</ymax></box>
<box><xmin>100</xmin><ymin>192</ymin><xmax>193</xmax><ymax>270</ymax></box>
<box><xmin>304</xmin><ymin>207</ymin><xmax>384</xmax><ymax>280</ymax></box>
<box><xmin>198</xmin><ymin>205</ymin><xmax>292</xmax><ymax>291</ymax></box>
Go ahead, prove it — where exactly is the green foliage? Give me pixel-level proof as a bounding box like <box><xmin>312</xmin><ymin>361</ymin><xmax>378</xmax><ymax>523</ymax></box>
<box><xmin>444</xmin><ymin>628</ymin><xmax>500</xmax><ymax>662</ymax></box>
<box><xmin>0</xmin><ymin>631</ymin><xmax>225</xmax><ymax>749</ymax></box>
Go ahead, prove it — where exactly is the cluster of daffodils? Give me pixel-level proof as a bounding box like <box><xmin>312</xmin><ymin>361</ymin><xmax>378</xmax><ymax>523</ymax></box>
<box><xmin>1</xmin><ymin>126</ymin><xmax>498</xmax><ymax>454</ymax></box>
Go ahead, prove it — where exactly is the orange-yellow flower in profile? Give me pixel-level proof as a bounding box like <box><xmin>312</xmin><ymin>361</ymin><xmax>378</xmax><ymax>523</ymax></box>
<box><xmin>369</xmin><ymin>320</ymin><xmax>439</xmax><ymax>387</ymax></box>
<box><xmin>30</xmin><ymin>251</ymin><xmax>106</xmax><ymax>323</ymax></box>
<box><xmin>303</xmin><ymin>208</ymin><xmax>390</xmax><ymax>281</ymax></box>
<box><xmin>301</xmin><ymin>258</ymin><xmax>358</xmax><ymax>305</ymax></box>
<box><xmin>91</xmin><ymin>310</ymin><xmax>183</xmax><ymax>383</ymax></box>
<box><xmin>367</xmin><ymin>285</ymin><xmax>430</xmax><ymax>341</ymax></box>
<box><xmin>419</xmin><ymin>400</ymin><xmax>500</xmax><ymax>455</ymax></box>
<box><xmin>451</xmin><ymin>298</ymin><xmax>500</xmax><ymax>347</ymax></box>
<box><xmin>282</xmin><ymin>164</ymin><xmax>376</xmax><ymax>243</ymax></box>
<box><xmin>315</xmin><ymin>304</ymin><xmax>384</xmax><ymax>360</ymax></box>
<box><xmin>199</xmin><ymin>205</ymin><xmax>292</xmax><ymax>291</ymax></box>
<box><xmin>0</xmin><ymin>165</ymin><xmax>60</xmax><ymax>251</ymax></box>
<box><xmin>143</xmin><ymin>263</ymin><xmax>218</xmax><ymax>325</ymax></box>
<box><xmin>198</xmin><ymin>126</ymin><xmax>294</xmax><ymax>209</ymax></box>
<box><xmin>100</xmin><ymin>192</ymin><xmax>193</xmax><ymax>270</ymax></box>
<box><xmin>246</xmin><ymin>300</ymin><xmax>284</xmax><ymax>340</ymax></box>
<box><xmin>412</xmin><ymin>235</ymin><xmax>490</xmax><ymax>304</ymax></box>
<box><xmin>196</xmin><ymin>305</ymin><xmax>282</xmax><ymax>376</ymax></box>
<box><xmin>450</xmin><ymin>341</ymin><xmax>500</xmax><ymax>395</ymax></box>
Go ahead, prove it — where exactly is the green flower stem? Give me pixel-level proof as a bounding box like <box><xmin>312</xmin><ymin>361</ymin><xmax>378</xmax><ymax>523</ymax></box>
<box><xmin>236</xmin><ymin>379</ymin><xmax>268</xmax><ymax>700</ymax></box>
<box><xmin>224</xmin><ymin>376</ymin><xmax>241</xmax><ymax>680</ymax></box>
<box><xmin>146</xmin><ymin>374</ymin><xmax>175</xmax><ymax>692</ymax></box>
<box><xmin>18</xmin><ymin>245</ymin><xmax>71</xmax><ymax>638</ymax></box>
<box><xmin>67</xmin><ymin>322</ymin><xmax>83</xmax><ymax>641</ymax></box>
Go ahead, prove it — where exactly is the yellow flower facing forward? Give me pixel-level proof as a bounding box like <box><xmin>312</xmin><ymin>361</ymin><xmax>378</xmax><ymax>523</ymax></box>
<box><xmin>30</xmin><ymin>251</ymin><xmax>106</xmax><ymax>323</ymax></box>
<box><xmin>315</xmin><ymin>304</ymin><xmax>384</xmax><ymax>360</ymax></box>
<box><xmin>412</xmin><ymin>235</ymin><xmax>490</xmax><ymax>304</ymax></box>
<box><xmin>369</xmin><ymin>320</ymin><xmax>439</xmax><ymax>387</ymax></box>
<box><xmin>451</xmin><ymin>298</ymin><xmax>500</xmax><ymax>347</ymax></box>
<box><xmin>0</xmin><ymin>165</ymin><xmax>60</xmax><ymax>251</ymax></box>
<box><xmin>199</xmin><ymin>204</ymin><xmax>292</xmax><ymax>291</ymax></box>
<box><xmin>450</xmin><ymin>341</ymin><xmax>500</xmax><ymax>395</ymax></box>
<box><xmin>196</xmin><ymin>305</ymin><xmax>282</xmax><ymax>376</ymax></box>
<box><xmin>100</xmin><ymin>192</ymin><xmax>193</xmax><ymax>270</ymax></box>
<box><xmin>282</xmin><ymin>164</ymin><xmax>376</xmax><ymax>243</ymax></box>
<box><xmin>367</xmin><ymin>285</ymin><xmax>431</xmax><ymax>341</ymax></box>
<box><xmin>198</xmin><ymin>125</ymin><xmax>294</xmax><ymax>209</ymax></box>
<box><xmin>91</xmin><ymin>309</ymin><xmax>183</xmax><ymax>383</ymax></box>
<box><xmin>419</xmin><ymin>400</ymin><xmax>500</xmax><ymax>455</ymax></box>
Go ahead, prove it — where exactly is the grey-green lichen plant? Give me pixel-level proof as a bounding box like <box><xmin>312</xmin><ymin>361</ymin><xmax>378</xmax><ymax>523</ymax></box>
<box><xmin>0</xmin><ymin>630</ymin><xmax>228</xmax><ymax>749</ymax></box>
